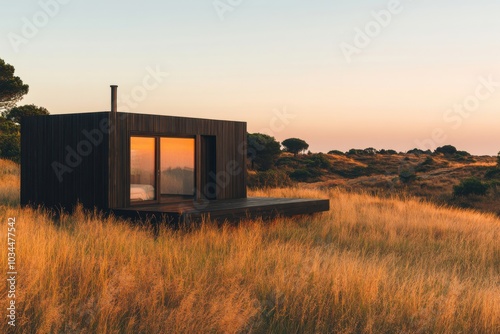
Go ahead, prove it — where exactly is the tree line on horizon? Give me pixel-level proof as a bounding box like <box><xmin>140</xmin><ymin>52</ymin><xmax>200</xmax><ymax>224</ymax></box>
<box><xmin>247</xmin><ymin>132</ymin><xmax>499</xmax><ymax>172</ymax></box>
<box><xmin>248</xmin><ymin>131</ymin><xmax>500</xmax><ymax>202</ymax></box>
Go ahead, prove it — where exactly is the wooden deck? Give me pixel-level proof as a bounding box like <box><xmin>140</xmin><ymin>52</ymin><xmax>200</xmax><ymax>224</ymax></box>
<box><xmin>111</xmin><ymin>197</ymin><xmax>329</xmax><ymax>224</ymax></box>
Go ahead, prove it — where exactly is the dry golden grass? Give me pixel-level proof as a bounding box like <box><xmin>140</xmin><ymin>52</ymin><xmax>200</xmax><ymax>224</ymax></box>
<box><xmin>0</xmin><ymin>161</ymin><xmax>499</xmax><ymax>333</ymax></box>
<box><xmin>0</xmin><ymin>159</ymin><xmax>19</xmax><ymax>206</ymax></box>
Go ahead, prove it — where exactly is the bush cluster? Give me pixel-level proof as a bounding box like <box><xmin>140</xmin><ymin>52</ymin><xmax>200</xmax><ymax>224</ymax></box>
<box><xmin>289</xmin><ymin>169</ymin><xmax>322</xmax><ymax>182</ymax></box>
<box><xmin>248</xmin><ymin>170</ymin><xmax>292</xmax><ymax>188</ymax></box>
<box><xmin>453</xmin><ymin>178</ymin><xmax>488</xmax><ymax>197</ymax></box>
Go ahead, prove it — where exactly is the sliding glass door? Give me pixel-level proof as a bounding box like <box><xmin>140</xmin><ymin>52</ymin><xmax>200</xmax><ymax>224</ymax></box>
<box><xmin>160</xmin><ymin>138</ymin><xmax>195</xmax><ymax>199</ymax></box>
<box><xmin>130</xmin><ymin>137</ymin><xmax>157</xmax><ymax>202</ymax></box>
<box><xmin>130</xmin><ymin>136</ymin><xmax>195</xmax><ymax>204</ymax></box>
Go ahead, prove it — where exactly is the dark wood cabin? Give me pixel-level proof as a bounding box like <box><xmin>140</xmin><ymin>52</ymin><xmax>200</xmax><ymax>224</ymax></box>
<box><xmin>21</xmin><ymin>98</ymin><xmax>329</xmax><ymax>222</ymax></box>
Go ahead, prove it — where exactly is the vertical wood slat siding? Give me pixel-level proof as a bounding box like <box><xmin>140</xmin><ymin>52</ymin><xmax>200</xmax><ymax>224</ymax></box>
<box><xmin>109</xmin><ymin>112</ymin><xmax>247</xmax><ymax>209</ymax></box>
<box><xmin>21</xmin><ymin>112</ymin><xmax>246</xmax><ymax>211</ymax></box>
<box><xmin>21</xmin><ymin>112</ymin><xmax>110</xmax><ymax>210</ymax></box>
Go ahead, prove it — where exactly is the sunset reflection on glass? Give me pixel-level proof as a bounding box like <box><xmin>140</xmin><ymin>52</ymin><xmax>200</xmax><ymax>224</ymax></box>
<box><xmin>160</xmin><ymin>138</ymin><xmax>195</xmax><ymax>197</ymax></box>
<box><xmin>130</xmin><ymin>137</ymin><xmax>156</xmax><ymax>202</ymax></box>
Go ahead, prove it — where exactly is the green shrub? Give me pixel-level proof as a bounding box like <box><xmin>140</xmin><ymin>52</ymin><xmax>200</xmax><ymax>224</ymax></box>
<box><xmin>407</xmin><ymin>148</ymin><xmax>431</xmax><ymax>155</ymax></box>
<box><xmin>275</xmin><ymin>157</ymin><xmax>299</xmax><ymax>168</ymax></box>
<box><xmin>347</xmin><ymin>149</ymin><xmax>364</xmax><ymax>155</ymax></box>
<box><xmin>305</xmin><ymin>154</ymin><xmax>332</xmax><ymax>169</ymax></box>
<box><xmin>363</xmin><ymin>148</ymin><xmax>377</xmax><ymax>155</ymax></box>
<box><xmin>453</xmin><ymin>178</ymin><xmax>488</xmax><ymax>197</ymax></box>
<box><xmin>398</xmin><ymin>164</ymin><xmax>416</xmax><ymax>184</ymax></box>
<box><xmin>347</xmin><ymin>148</ymin><xmax>377</xmax><ymax>156</ymax></box>
<box><xmin>0</xmin><ymin>133</ymin><xmax>20</xmax><ymax>163</ymax></box>
<box><xmin>247</xmin><ymin>170</ymin><xmax>292</xmax><ymax>188</ymax></box>
<box><xmin>455</xmin><ymin>150</ymin><xmax>471</xmax><ymax>157</ymax></box>
<box><xmin>327</xmin><ymin>150</ymin><xmax>345</xmax><ymax>156</ymax></box>
<box><xmin>484</xmin><ymin>168</ymin><xmax>500</xmax><ymax>180</ymax></box>
<box><xmin>452</xmin><ymin>151</ymin><xmax>474</xmax><ymax>162</ymax></box>
<box><xmin>289</xmin><ymin>169</ymin><xmax>321</xmax><ymax>182</ymax></box>
<box><xmin>415</xmin><ymin>156</ymin><xmax>435</xmax><ymax>172</ymax></box>
<box><xmin>334</xmin><ymin>166</ymin><xmax>375</xmax><ymax>179</ymax></box>
<box><xmin>486</xmin><ymin>180</ymin><xmax>500</xmax><ymax>195</ymax></box>
<box><xmin>379</xmin><ymin>149</ymin><xmax>398</xmax><ymax>155</ymax></box>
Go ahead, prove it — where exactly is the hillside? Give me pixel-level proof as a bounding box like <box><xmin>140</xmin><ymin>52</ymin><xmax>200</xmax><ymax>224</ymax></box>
<box><xmin>250</xmin><ymin>151</ymin><xmax>499</xmax><ymax>216</ymax></box>
<box><xmin>0</xmin><ymin>160</ymin><xmax>499</xmax><ymax>333</ymax></box>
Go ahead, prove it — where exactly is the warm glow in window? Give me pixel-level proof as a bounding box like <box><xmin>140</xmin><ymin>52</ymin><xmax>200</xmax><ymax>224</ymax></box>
<box><xmin>160</xmin><ymin>138</ymin><xmax>195</xmax><ymax>196</ymax></box>
<box><xmin>130</xmin><ymin>137</ymin><xmax>156</xmax><ymax>201</ymax></box>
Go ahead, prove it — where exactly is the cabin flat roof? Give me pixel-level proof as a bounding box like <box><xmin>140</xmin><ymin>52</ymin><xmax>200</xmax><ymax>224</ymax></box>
<box><xmin>21</xmin><ymin>111</ymin><xmax>246</xmax><ymax>125</ymax></box>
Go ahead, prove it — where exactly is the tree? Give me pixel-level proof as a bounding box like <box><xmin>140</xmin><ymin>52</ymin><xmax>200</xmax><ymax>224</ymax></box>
<box><xmin>0</xmin><ymin>58</ymin><xmax>48</xmax><ymax>161</ymax></box>
<box><xmin>3</xmin><ymin>104</ymin><xmax>49</xmax><ymax>124</ymax></box>
<box><xmin>328</xmin><ymin>150</ymin><xmax>345</xmax><ymax>156</ymax></box>
<box><xmin>247</xmin><ymin>133</ymin><xmax>281</xmax><ymax>171</ymax></box>
<box><xmin>497</xmin><ymin>151</ymin><xmax>500</xmax><ymax>168</ymax></box>
<box><xmin>379</xmin><ymin>149</ymin><xmax>397</xmax><ymax>155</ymax></box>
<box><xmin>363</xmin><ymin>147</ymin><xmax>377</xmax><ymax>155</ymax></box>
<box><xmin>347</xmin><ymin>149</ymin><xmax>364</xmax><ymax>155</ymax></box>
<box><xmin>435</xmin><ymin>145</ymin><xmax>457</xmax><ymax>155</ymax></box>
<box><xmin>282</xmin><ymin>138</ymin><xmax>309</xmax><ymax>157</ymax></box>
<box><xmin>0</xmin><ymin>58</ymin><xmax>29</xmax><ymax>112</ymax></box>
<box><xmin>407</xmin><ymin>148</ymin><xmax>431</xmax><ymax>155</ymax></box>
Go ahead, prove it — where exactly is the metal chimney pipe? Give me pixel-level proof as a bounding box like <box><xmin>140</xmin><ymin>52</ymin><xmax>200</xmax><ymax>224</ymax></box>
<box><xmin>110</xmin><ymin>85</ymin><xmax>118</xmax><ymax>112</ymax></box>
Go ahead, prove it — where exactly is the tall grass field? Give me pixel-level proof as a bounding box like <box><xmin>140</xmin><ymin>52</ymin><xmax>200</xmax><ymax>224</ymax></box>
<box><xmin>0</xmin><ymin>160</ymin><xmax>499</xmax><ymax>333</ymax></box>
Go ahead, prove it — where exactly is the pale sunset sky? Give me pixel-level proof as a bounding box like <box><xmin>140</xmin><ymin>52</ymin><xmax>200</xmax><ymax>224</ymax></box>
<box><xmin>1</xmin><ymin>0</ymin><xmax>499</xmax><ymax>155</ymax></box>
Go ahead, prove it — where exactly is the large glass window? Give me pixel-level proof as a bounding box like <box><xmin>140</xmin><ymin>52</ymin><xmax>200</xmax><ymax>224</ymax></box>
<box><xmin>160</xmin><ymin>137</ymin><xmax>195</xmax><ymax>197</ymax></box>
<box><xmin>130</xmin><ymin>137</ymin><xmax>156</xmax><ymax>202</ymax></box>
